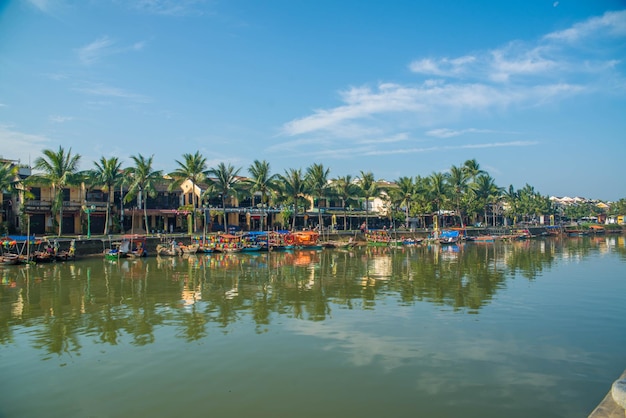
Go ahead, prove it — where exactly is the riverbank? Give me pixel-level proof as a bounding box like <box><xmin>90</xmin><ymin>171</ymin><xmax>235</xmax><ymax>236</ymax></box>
<box><xmin>15</xmin><ymin>224</ymin><xmax>625</xmax><ymax>257</ymax></box>
<box><xmin>589</xmin><ymin>370</ymin><xmax>626</xmax><ymax>418</ymax></box>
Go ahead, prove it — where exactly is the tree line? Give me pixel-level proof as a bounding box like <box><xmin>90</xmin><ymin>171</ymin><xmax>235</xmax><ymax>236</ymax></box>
<box><xmin>1</xmin><ymin>146</ymin><xmax>625</xmax><ymax>236</ymax></box>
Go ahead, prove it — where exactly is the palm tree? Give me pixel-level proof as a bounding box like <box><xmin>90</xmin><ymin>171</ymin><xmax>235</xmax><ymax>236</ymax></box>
<box><xmin>447</xmin><ymin>165</ymin><xmax>469</xmax><ymax>228</ymax></box>
<box><xmin>502</xmin><ymin>185</ymin><xmax>520</xmax><ymax>225</ymax></box>
<box><xmin>124</xmin><ymin>154</ymin><xmax>163</xmax><ymax>234</ymax></box>
<box><xmin>92</xmin><ymin>157</ymin><xmax>123</xmax><ymax>234</ymax></box>
<box><xmin>472</xmin><ymin>174</ymin><xmax>503</xmax><ymax>226</ymax></box>
<box><xmin>391</xmin><ymin>176</ymin><xmax>415</xmax><ymax>229</ymax></box>
<box><xmin>0</xmin><ymin>161</ymin><xmax>19</xmax><ymax>197</ymax></box>
<box><xmin>277</xmin><ymin>168</ymin><xmax>308</xmax><ymax>230</ymax></box>
<box><xmin>247</xmin><ymin>160</ymin><xmax>278</xmax><ymax>231</ymax></box>
<box><xmin>428</xmin><ymin>172</ymin><xmax>448</xmax><ymax>229</ymax></box>
<box><xmin>31</xmin><ymin>146</ymin><xmax>81</xmax><ymax>236</ymax></box>
<box><xmin>358</xmin><ymin>171</ymin><xmax>379</xmax><ymax>230</ymax></box>
<box><xmin>168</xmin><ymin>152</ymin><xmax>208</xmax><ymax>232</ymax></box>
<box><xmin>205</xmin><ymin>162</ymin><xmax>244</xmax><ymax>233</ymax></box>
<box><xmin>305</xmin><ymin>163</ymin><xmax>330</xmax><ymax>233</ymax></box>
<box><xmin>462</xmin><ymin>159</ymin><xmax>485</xmax><ymax>182</ymax></box>
<box><xmin>0</xmin><ymin>162</ymin><xmax>19</xmax><ymax>233</ymax></box>
<box><xmin>331</xmin><ymin>174</ymin><xmax>359</xmax><ymax>230</ymax></box>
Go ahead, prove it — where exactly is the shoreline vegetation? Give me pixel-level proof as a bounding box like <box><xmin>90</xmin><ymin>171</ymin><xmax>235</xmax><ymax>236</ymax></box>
<box><xmin>2</xmin><ymin>148</ymin><xmax>625</xmax><ymax>239</ymax></box>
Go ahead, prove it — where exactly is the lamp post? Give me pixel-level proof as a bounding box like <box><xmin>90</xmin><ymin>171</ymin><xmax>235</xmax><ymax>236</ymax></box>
<box><xmin>85</xmin><ymin>205</ymin><xmax>96</xmax><ymax>239</ymax></box>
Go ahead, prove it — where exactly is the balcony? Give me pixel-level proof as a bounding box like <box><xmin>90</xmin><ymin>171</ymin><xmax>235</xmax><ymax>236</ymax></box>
<box><xmin>23</xmin><ymin>200</ymin><xmax>52</xmax><ymax>212</ymax></box>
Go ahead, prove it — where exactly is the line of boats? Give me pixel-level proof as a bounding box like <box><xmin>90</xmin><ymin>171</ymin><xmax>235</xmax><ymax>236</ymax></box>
<box><xmin>3</xmin><ymin>224</ymin><xmax>613</xmax><ymax>265</ymax></box>
<box><xmin>0</xmin><ymin>236</ymin><xmax>76</xmax><ymax>265</ymax></box>
<box><xmin>105</xmin><ymin>230</ymin><xmax>358</xmax><ymax>260</ymax></box>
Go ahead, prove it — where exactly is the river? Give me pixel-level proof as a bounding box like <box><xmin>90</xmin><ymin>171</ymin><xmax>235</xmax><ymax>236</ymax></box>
<box><xmin>1</xmin><ymin>235</ymin><xmax>625</xmax><ymax>417</ymax></box>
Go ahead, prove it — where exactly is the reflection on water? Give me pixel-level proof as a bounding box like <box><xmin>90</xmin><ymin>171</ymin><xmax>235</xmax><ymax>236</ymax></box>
<box><xmin>2</xmin><ymin>235</ymin><xmax>625</xmax><ymax>352</ymax></box>
<box><xmin>1</xmin><ymin>235</ymin><xmax>626</xmax><ymax>418</ymax></box>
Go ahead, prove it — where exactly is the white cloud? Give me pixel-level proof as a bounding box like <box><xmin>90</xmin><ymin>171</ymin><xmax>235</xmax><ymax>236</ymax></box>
<box><xmin>426</xmin><ymin>128</ymin><xmax>498</xmax><ymax>138</ymax></box>
<box><xmin>49</xmin><ymin>115</ymin><xmax>74</xmax><ymax>123</ymax></box>
<box><xmin>0</xmin><ymin>125</ymin><xmax>50</xmax><ymax>164</ymax></box>
<box><xmin>77</xmin><ymin>36</ymin><xmax>146</xmax><ymax>65</ymax></box>
<box><xmin>544</xmin><ymin>9</ymin><xmax>626</xmax><ymax>43</ymax></box>
<box><xmin>74</xmin><ymin>83</ymin><xmax>151</xmax><ymax>103</ymax></box>
<box><xmin>131</xmin><ymin>0</ymin><xmax>209</xmax><ymax>16</ymax></box>
<box><xmin>25</xmin><ymin>0</ymin><xmax>53</xmax><ymax>13</ymax></box>
<box><xmin>409</xmin><ymin>55</ymin><xmax>476</xmax><ymax>77</ymax></box>
<box><xmin>77</xmin><ymin>36</ymin><xmax>115</xmax><ymax>65</ymax></box>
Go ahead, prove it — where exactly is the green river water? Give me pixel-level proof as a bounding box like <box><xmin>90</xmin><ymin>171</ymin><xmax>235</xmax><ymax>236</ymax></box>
<box><xmin>1</xmin><ymin>235</ymin><xmax>625</xmax><ymax>418</ymax></box>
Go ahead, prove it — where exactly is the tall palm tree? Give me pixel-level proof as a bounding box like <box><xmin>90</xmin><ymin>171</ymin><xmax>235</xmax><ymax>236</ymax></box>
<box><xmin>277</xmin><ymin>168</ymin><xmax>308</xmax><ymax>230</ymax></box>
<box><xmin>168</xmin><ymin>152</ymin><xmax>208</xmax><ymax>232</ymax></box>
<box><xmin>31</xmin><ymin>146</ymin><xmax>81</xmax><ymax>236</ymax></box>
<box><xmin>124</xmin><ymin>154</ymin><xmax>163</xmax><ymax>234</ymax></box>
<box><xmin>358</xmin><ymin>171</ymin><xmax>379</xmax><ymax>230</ymax></box>
<box><xmin>205</xmin><ymin>162</ymin><xmax>243</xmax><ymax>233</ymax></box>
<box><xmin>92</xmin><ymin>156</ymin><xmax>123</xmax><ymax>234</ymax></box>
<box><xmin>391</xmin><ymin>176</ymin><xmax>415</xmax><ymax>229</ymax></box>
<box><xmin>305</xmin><ymin>163</ymin><xmax>330</xmax><ymax>232</ymax></box>
<box><xmin>247</xmin><ymin>160</ymin><xmax>277</xmax><ymax>231</ymax></box>
<box><xmin>0</xmin><ymin>162</ymin><xmax>19</xmax><ymax>197</ymax></box>
<box><xmin>0</xmin><ymin>162</ymin><xmax>19</xmax><ymax>233</ymax></box>
<box><xmin>447</xmin><ymin>165</ymin><xmax>469</xmax><ymax>228</ymax></box>
<box><xmin>502</xmin><ymin>185</ymin><xmax>519</xmax><ymax>225</ymax></box>
<box><xmin>428</xmin><ymin>172</ymin><xmax>448</xmax><ymax>229</ymax></box>
<box><xmin>462</xmin><ymin>158</ymin><xmax>485</xmax><ymax>183</ymax></box>
<box><xmin>472</xmin><ymin>174</ymin><xmax>503</xmax><ymax>226</ymax></box>
<box><xmin>331</xmin><ymin>174</ymin><xmax>359</xmax><ymax>230</ymax></box>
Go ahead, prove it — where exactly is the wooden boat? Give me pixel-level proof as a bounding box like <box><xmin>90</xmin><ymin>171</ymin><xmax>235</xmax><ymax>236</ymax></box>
<box><xmin>181</xmin><ymin>243</ymin><xmax>200</xmax><ymax>254</ymax></box>
<box><xmin>437</xmin><ymin>229</ymin><xmax>460</xmax><ymax>245</ymax></box>
<box><xmin>292</xmin><ymin>230</ymin><xmax>322</xmax><ymax>249</ymax></box>
<box><xmin>365</xmin><ymin>229</ymin><xmax>402</xmax><ymax>247</ymax></box>
<box><xmin>55</xmin><ymin>239</ymin><xmax>76</xmax><ymax>261</ymax></box>
<box><xmin>565</xmin><ymin>227</ymin><xmax>588</xmax><ymax>236</ymax></box>
<box><xmin>213</xmin><ymin>234</ymin><xmax>243</xmax><ymax>253</ymax></box>
<box><xmin>0</xmin><ymin>253</ymin><xmax>20</xmax><ymax>265</ymax></box>
<box><xmin>156</xmin><ymin>241</ymin><xmax>183</xmax><ymax>256</ymax></box>
<box><xmin>470</xmin><ymin>235</ymin><xmax>496</xmax><ymax>243</ymax></box>
<box><xmin>240</xmin><ymin>232</ymin><xmax>267</xmax><ymax>252</ymax></box>
<box><xmin>105</xmin><ymin>236</ymin><xmax>146</xmax><ymax>259</ymax></box>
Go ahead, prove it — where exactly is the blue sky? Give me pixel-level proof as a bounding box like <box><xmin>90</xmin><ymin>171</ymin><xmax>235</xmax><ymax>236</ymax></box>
<box><xmin>1</xmin><ymin>1</ymin><xmax>625</xmax><ymax>201</ymax></box>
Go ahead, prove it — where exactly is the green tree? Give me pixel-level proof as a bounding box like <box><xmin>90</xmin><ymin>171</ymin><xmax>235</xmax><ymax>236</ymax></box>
<box><xmin>247</xmin><ymin>160</ymin><xmax>278</xmax><ymax>231</ymax></box>
<box><xmin>428</xmin><ymin>172</ymin><xmax>449</xmax><ymax>229</ymax></box>
<box><xmin>447</xmin><ymin>165</ymin><xmax>470</xmax><ymax>228</ymax></box>
<box><xmin>391</xmin><ymin>176</ymin><xmax>415</xmax><ymax>229</ymax></box>
<box><xmin>205</xmin><ymin>162</ymin><xmax>244</xmax><ymax>232</ymax></box>
<box><xmin>358</xmin><ymin>171</ymin><xmax>380</xmax><ymax>230</ymax></box>
<box><xmin>472</xmin><ymin>174</ymin><xmax>503</xmax><ymax>226</ymax></box>
<box><xmin>31</xmin><ymin>146</ymin><xmax>81</xmax><ymax>236</ymax></box>
<box><xmin>125</xmin><ymin>154</ymin><xmax>163</xmax><ymax>234</ymax></box>
<box><xmin>92</xmin><ymin>156</ymin><xmax>123</xmax><ymax>234</ymax></box>
<box><xmin>277</xmin><ymin>168</ymin><xmax>308</xmax><ymax>230</ymax></box>
<box><xmin>305</xmin><ymin>163</ymin><xmax>330</xmax><ymax>232</ymax></box>
<box><xmin>168</xmin><ymin>152</ymin><xmax>208</xmax><ymax>232</ymax></box>
<box><xmin>331</xmin><ymin>174</ymin><xmax>360</xmax><ymax>230</ymax></box>
<box><xmin>462</xmin><ymin>159</ymin><xmax>485</xmax><ymax>182</ymax></box>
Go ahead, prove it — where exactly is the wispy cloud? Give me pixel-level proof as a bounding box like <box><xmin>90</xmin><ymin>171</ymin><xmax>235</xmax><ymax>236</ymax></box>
<box><xmin>130</xmin><ymin>0</ymin><xmax>209</xmax><ymax>16</ymax></box>
<box><xmin>25</xmin><ymin>0</ymin><xmax>53</xmax><ymax>13</ymax></box>
<box><xmin>74</xmin><ymin>83</ymin><xmax>151</xmax><ymax>103</ymax></box>
<box><xmin>49</xmin><ymin>115</ymin><xmax>74</xmax><ymax>123</ymax></box>
<box><xmin>0</xmin><ymin>125</ymin><xmax>50</xmax><ymax>163</ymax></box>
<box><xmin>77</xmin><ymin>36</ymin><xmax>146</xmax><ymax>65</ymax></box>
<box><xmin>409</xmin><ymin>55</ymin><xmax>477</xmax><ymax>78</ymax></box>
<box><xmin>426</xmin><ymin>128</ymin><xmax>500</xmax><ymax>139</ymax></box>
<box><xmin>544</xmin><ymin>9</ymin><xmax>626</xmax><ymax>42</ymax></box>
